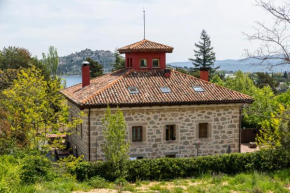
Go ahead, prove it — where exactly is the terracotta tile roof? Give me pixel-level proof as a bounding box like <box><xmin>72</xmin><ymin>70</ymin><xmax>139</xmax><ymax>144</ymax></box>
<box><xmin>118</xmin><ymin>39</ymin><xmax>174</xmax><ymax>53</ymax></box>
<box><xmin>61</xmin><ymin>69</ymin><xmax>253</xmax><ymax>108</ymax></box>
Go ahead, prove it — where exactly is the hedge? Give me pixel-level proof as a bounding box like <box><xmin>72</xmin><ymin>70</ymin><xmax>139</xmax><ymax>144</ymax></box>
<box><xmin>74</xmin><ymin>148</ymin><xmax>290</xmax><ymax>181</ymax></box>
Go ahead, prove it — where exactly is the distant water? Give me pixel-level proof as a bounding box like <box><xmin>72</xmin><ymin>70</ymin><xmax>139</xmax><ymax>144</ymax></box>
<box><xmin>62</xmin><ymin>76</ymin><xmax>82</xmax><ymax>88</ymax></box>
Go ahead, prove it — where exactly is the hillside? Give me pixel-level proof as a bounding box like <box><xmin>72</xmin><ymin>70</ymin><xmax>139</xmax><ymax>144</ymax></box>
<box><xmin>59</xmin><ymin>49</ymin><xmax>115</xmax><ymax>75</ymax></box>
<box><xmin>169</xmin><ymin>58</ymin><xmax>290</xmax><ymax>73</ymax></box>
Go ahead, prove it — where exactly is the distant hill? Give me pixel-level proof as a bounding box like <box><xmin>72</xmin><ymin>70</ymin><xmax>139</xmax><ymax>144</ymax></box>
<box><xmin>59</xmin><ymin>49</ymin><xmax>115</xmax><ymax>75</ymax></box>
<box><xmin>169</xmin><ymin>58</ymin><xmax>290</xmax><ymax>73</ymax></box>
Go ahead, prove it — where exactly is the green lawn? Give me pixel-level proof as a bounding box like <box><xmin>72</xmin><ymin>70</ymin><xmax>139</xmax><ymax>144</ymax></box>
<box><xmin>17</xmin><ymin>169</ymin><xmax>290</xmax><ymax>193</ymax></box>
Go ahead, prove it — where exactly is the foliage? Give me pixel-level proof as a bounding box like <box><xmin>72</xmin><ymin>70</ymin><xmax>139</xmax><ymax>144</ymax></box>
<box><xmin>85</xmin><ymin>57</ymin><xmax>104</xmax><ymax>78</ymax></box>
<box><xmin>0</xmin><ymin>46</ymin><xmax>31</xmax><ymax>70</ymax></box>
<box><xmin>0</xmin><ymin>69</ymin><xmax>20</xmax><ymax>90</ymax></box>
<box><xmin>255</xmin><ymin>72</ymin><xmax>279</xmax><ymax>93</ymax></box>
<box><xmin>0</xmin><ymin>155</ymin><xmax>22</xmax><ymax>192</ymax></box>
<box><xmin>112</xmin><ymin>49</ymin><xmax>125</xmax><ymax>71</ymax></box>
<box><xmin>21</xmin><ymin>154</ymin><xmax>54</xmax><ymax>183</ymax></box>
<box><xmin>42</xmin><ymin>46</ymin><xmax>59</xmax><ymax>78</ymax></box>
<box><xmin>101</xmin><ymin>106</ymin><xmax>130</xmax><ymax>180</ymax></box>
<box><xmin>210</xmin><ymin>75</ymin><xmax>225</xmax><ymax>86</ymax></box>
<box><xmin>189</xmin><ymin>30</ymin><xmax>217</xmax><ymax>73</ymax></box>
<box><xmin>0</xmin><ymin>67</ymin><xmax>83</xmax><ymax>152</ymax></box>
<box><xmin>73</xmin><ymin>148</ymin><xmax>289</xmax><ymax>181</ymax></box>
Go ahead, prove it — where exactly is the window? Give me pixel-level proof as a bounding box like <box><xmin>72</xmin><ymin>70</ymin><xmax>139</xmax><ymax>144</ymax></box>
<box><xmin>128</xmin><ymin>87</ymin><xmax>139</xmax><ymax>94</ymax></box>
<box><xmin>165</xmin><ymin>125</ymin><xmax>176</xmax><ymax>140</ymax></box>
<box><xmin>166</xmin><ymin>154</ymin><xmax>176</xmax><ymax>158</ymax></box>
<box><xmin>132</xmin><ymin>126</ymin><xmax>143</xmax><ymax>142</ymax></box>
<box><xmin>199</xmin><ymin>123</ymin><xmax>208</xmax><ymax>138</ymax></box>
<box><xmin>129</xmin><ymin>156</ymin><xmax>143</xmax><ymax>160</ymax></box>
<box><xmin>127</xmin><ymin>58</ymin><xmax>133</xmax><ymax>68</ymax></box>
<box><xmin>193</xmin><ymin>86</ymin><xmax>204</xmax><ymax>92</ymax></box>
<box><xmin>160</xmin><ymin>86</ymin><xmax>171</xmax><ymax>93</ymax></box>
<box><xmin>152</xmin><ymin>59</ymin><xmax>159</xmax><ymax>67</ymax></box>
<box><xmin>140</xmin><ymin>59</ymin><xmax>147</xmax><ymax>68</ymax></box>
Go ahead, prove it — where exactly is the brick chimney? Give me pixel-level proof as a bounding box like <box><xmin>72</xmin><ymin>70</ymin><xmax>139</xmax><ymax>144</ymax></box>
<box><xmin>200</xmin><ymin>67</ymin><xmax>209</xmax><ymax>81</ymax></box>
<box><xmin>164</xmin><ymin>69</ymin><xmax>171</xmax><ymax>78</ymax></box>
<box><xmin>82</xmin><ymin>61</ymin><xmax>90</xmax><ymax>87</ymax></box>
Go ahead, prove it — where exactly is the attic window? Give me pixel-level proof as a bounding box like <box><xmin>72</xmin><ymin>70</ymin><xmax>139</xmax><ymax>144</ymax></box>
<box><xmin>192</xmin><ymin>86</ymin><xmax>204</xmax><ymax>92</ymax></box>
<box><xmin>128</xmin><ymin>87</ymin><xmax>139</xmax><ymax>94</ymax></box>
<box><xmin>160</xmin><ymin>86</ymin><xmax>171</xmax><ymax>93</ymax></box>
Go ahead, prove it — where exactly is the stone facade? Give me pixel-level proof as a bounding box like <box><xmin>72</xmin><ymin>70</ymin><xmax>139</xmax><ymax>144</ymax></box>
<box><xmin>68</xmin><ymin>101</ymin><xmax>242</xmax><ymax>161</ymax></box>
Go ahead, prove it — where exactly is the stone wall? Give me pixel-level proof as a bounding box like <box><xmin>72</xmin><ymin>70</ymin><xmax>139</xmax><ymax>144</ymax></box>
<box><xmin>67</xmin><ymin>101</ymin><xmax>90</xmax><ymax>160</ymax></box>
<box><xmin>86</xmin><ymin>104</ymin><xmax>242</xmax><ymax>161</ymax></box>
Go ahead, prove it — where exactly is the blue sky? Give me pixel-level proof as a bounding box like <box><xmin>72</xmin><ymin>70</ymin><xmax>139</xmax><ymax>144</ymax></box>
<box><xmin>0</xmin><ymin>0</ymin><xmax>279</xmax><ymax>62</ymax></box>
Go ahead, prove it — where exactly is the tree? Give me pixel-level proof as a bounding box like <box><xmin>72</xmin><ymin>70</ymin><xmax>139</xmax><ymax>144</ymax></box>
<box><xmin>210</xmin><ymin>75</ymin><xmax>225</xmax><ymax>87</ymax></box>
<box><xmin>102</xmin><ymin>106</ymin><xmax>129</xmax><ymax>180</ymax></box>
<box><xmin>0</xmin><ymin>67</ymin><xmax>82</xmax><ymax>152</ymax></box>
<box><xmin>0</xmin><ymin>69</ymin><xmax>20</xmax><ymax>90</ymax></box>
<box><xmin>283</xmin><ymin>71</ymin><xmax>288</xmax><ymax>79</ymax></box>
<box><xmin>42</xmin><ymin>46</ymin><xmax>59</xmax><ymax>78</ymax></box>
<box><xmin>85</xmin><ymin>57</ymin><xmax>104</xmax><ymax>78</ymax></box>
<box><xmin>0</xmin><ymin>47</ymin><xmax>31</xmax><ymax>70</ymax></box>
<box><xmin>112</xmin><ymin>49</ymin><xmax>125</xmax><ymax>71</ymax></box>
<box><xmin>189</xmin><ymin>30</ymin><xmax>217</xmax><ymax>73</ymax></box>
<box><xmin>255</xmin><ymin>72</ymin><xmax>279</xmax><ymax>93</ymax></box>
<box><xmin>244</xmin><ymin>1</ymin><xmax>290</xmax><ymax>67</ymax></box>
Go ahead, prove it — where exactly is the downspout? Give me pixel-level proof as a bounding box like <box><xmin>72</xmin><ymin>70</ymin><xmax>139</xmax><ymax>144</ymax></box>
<box><xmin>88</xmin><ymin>108</ymin><xmax>91</xmax><ymax>161</ymax></box>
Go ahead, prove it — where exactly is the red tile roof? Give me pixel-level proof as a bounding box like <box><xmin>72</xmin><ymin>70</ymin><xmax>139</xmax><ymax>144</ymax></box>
<box><xmin>61</xmin><ymin>69</ymin><xmax>253</xmax><ymax>109</ymax></box>
<box><xmin>118</xmin><ymin>39</ymin><xmax>174</xmax><ymax>53</ymax></box>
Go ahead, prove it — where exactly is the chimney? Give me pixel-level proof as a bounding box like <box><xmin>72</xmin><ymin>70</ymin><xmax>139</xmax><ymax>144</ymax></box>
<box><xmin>200</xmin><ymin>67</ymin><xmax>209</xmax><ymax>81</ymax></box>
<box><xmin>164</xmin><ymin>69</ymin><xmax>171</xmax><ymax>78</ymax></box>
<box><xmin>82</xmin><ymin>61</ymin><xmax>90</xmax><ymax>87</ymax></box>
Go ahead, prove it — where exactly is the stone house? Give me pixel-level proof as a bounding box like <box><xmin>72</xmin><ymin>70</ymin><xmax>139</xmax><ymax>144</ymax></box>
<box><xmin>61</xmin><ymin>39</ymin><xmax>253</xmax><ymax>161</ymax></box>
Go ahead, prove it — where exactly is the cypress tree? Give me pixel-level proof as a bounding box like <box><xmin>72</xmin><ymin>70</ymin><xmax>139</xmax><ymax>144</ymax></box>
<box><xmin>189</xmin><ymin>30</ymin><xmax>217</xmax><ymax>72</ymax></box>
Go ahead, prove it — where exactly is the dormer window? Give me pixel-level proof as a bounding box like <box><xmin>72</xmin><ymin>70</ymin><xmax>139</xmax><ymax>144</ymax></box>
<box><xmin>140</xmin><ymin>59</ymin><xmax>147</xmax><ymax>68</ymax></box>
<box><xmin>152</xmin><ymin>59</ymin><xmax>159</xmax><ymax>68</ymax></box>
<box><xmin>128</xmin><ymin>87</ymin><xmax>139</xmax><ymax>94</ymax></box>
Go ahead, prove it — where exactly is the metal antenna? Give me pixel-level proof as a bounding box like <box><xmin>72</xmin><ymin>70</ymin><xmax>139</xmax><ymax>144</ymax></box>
<box><xmin>143</xmin><ymin>7</ymin><xmax>145</xmax><ymax>39</ymax></box>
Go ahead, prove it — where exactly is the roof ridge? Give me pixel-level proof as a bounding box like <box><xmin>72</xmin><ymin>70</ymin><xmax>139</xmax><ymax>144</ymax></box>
<box><xmin>173</xmin><ymin>70</ymin><xmax>252</xmax><ymax>99</ymax></box>
<box><xmin>80</xmin><ymin>69</ymin><xmax>133</xmax><ymax>104</ymax></box>
<box><xmin>130</xmin><ymin>39</ymin><xmax>146</xmax><ymax>49</ymax></box>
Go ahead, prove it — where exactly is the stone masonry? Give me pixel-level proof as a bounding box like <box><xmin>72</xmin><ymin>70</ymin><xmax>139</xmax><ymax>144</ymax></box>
<box><xmin>68</xmin><ymin>101</ymin><xmax>242</xmax><ymax>161</ymax></box>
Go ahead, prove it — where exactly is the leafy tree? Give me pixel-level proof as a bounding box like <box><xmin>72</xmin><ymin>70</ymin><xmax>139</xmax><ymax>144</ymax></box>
<box><xmin>0</xmin><ymin>47</ymin><xmax>31</xmax><ymax>70</ymax></box>
<box><xmin>0</xmin><ymin>67</ymin><xmax>82</xmax><ymax>152</ymax></box>
<box><xmin>210</xmin><ymin>75</ymin><xmax>225</xmax><ymax>87</ymax></box>
<box><xmin>189</xmin><ymin>30</ymin><xmax>217</xmax><ymax>73</ymax></box>
<box><xmin>42</xmin><ymin>46</ymin><xmax>59</xmax><ymax>78</ymax></box>
<box><xmin>85</xmin><ymin>57</ymin><xmax>104</xmax><ymax>78</ymax></box>
<box><xmin>102</xmin><ymin>106</ymin><xmax>129</xmax><ymax>180</ymax></box>
<box><xmin>255</xmin><ymin>72</ymin><xmax>279</xmax><ymax>93</ymax></box>
<box><xmin>112</xmin><ymin>49</ymin><xmax>125</xmax><ymax>71</ymax></box>
<box><xmin>0</xmin><ymin>69</ymin><xmax>20</xmax><ymax>90</ymax></box>
<box><xmin>223</xmin><ymin>71</ymin><xmax>256</xmax><ymax>96</ymax></box>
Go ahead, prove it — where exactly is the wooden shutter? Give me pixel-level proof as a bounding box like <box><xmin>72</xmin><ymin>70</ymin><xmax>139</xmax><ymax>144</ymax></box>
<box><xmin>199</xmin><ymin>123</ymin><xmax>208</xmax><ymax>138</ymax></box>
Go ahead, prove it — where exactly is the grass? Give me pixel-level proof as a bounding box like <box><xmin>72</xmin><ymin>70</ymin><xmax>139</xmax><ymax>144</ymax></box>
<box><xmin>6</xmin><ymin>169</ymin><xmax>290</xmax><ymax>192</ymax></box>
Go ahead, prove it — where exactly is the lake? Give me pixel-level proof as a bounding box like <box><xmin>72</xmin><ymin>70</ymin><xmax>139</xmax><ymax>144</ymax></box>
<box><xmin>62</xmin><ymin>75</ymin><xmax>82</xmax><ymax>87</ymax></box>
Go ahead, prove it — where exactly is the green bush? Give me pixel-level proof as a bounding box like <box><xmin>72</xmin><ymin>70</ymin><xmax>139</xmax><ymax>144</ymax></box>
<box><xmin>21</xmin><ymin>154</ymin><xmax>53</xmax><ymax>183</ymax></box>
<box><xmin>0</xmin><ymin>155</ymin><xmax>22</xmax><ymax>192</ymax></box>
<box><xmin>88</xmin><ymin>176</ymin><xmax>109</xmax><ymax>189</ymax></box>
<box><xmin>74</xmin><ymin>148</ymin><xmax>290</xmax><ymax>181</ymax></box>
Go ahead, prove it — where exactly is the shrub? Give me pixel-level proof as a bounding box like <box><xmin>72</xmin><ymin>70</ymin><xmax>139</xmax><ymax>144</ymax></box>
<box><xmin>73</xmin><ymin>148</ymin><xmax>290</xmax><ymax>181</ymax></box>
<box><xmin>88</xmin><ymin>176</ymin><xmax>109</xmax><ymax>189</ymax></box>
<box><xmin>0</xmin><ymin>155</ymin><xmax>22</xmax><ymax>192</ymax></box>
<box><xmin>21</xmin><ymin>154</ymin><xmax>53</xmax><ymax>183</ymax></box>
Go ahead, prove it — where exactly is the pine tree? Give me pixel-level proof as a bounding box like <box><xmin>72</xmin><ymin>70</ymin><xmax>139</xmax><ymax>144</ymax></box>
<box><xmin>283</xmin><ymin>71</ymin><xmax>288</xmax><ymax>79</ymax></box>
<box><xmin>189</xmin><ymin>30</ymin><xmax>217</xmax><ymax>72</ymax></box>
